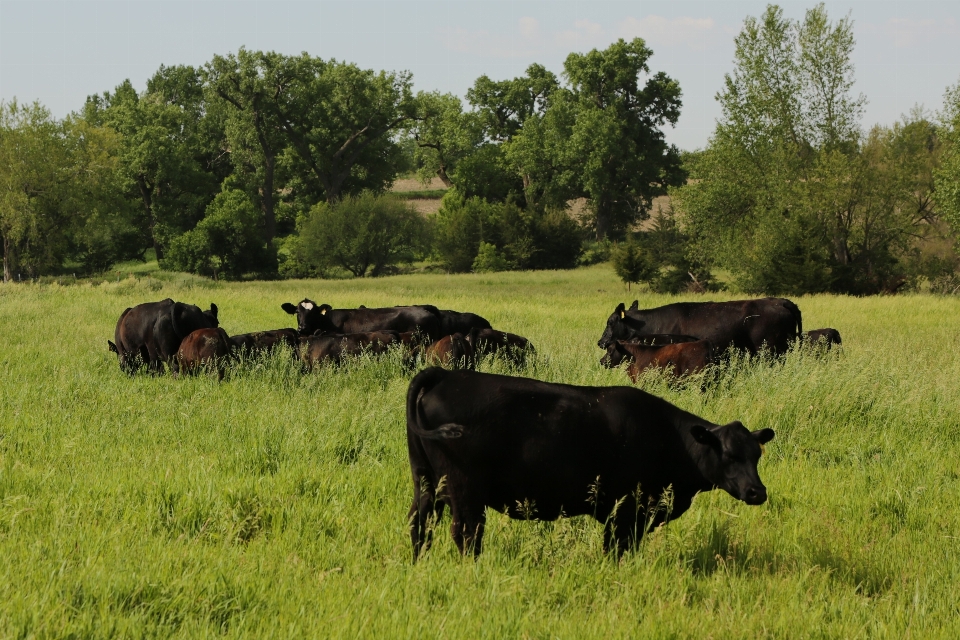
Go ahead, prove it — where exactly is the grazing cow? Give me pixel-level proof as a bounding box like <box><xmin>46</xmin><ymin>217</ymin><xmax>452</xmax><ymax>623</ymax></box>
<box><xmin>298</xmin><ymin>331</ymin><xmax>404</xmax><ymax>369</ymax></box>
<box><xmin>602</xmin><ymin>340</ymin><xmax>715</xmax><ymax>381</ymax></box>
<box><xmin>229</xmin><ymin>329</ymin><xmax>299</xmax><ymax>356</ymax></box>
<box><xmin>108</xmin><ymin>299</ymin><xmax>219</xmax><ymax>374</ymax></box>
<box><xmin>598</xmin><ymin>298</ymin><xmax>801</xmax><ymax>356</ymax></box>
<box><xmin>465</xmin><ymin>328</ymin><xmax>535</xmax><ymax>366</ymax></box>
<box><xmin>433</xmin><ymin>309</ymin><xmax>492</xmax><ymax>336</ymax></box>
<box><xmin>802</xmin><ymin>328</ymin><xmax>842</xmax><ymax>350</ymax></box>
<box><xmin>406</xmin><ymin>368</ymin><xmax>775</xmax><ymax>560</ymax></box>
<box><xmin>176</xmin><ymin>328</ymin><xmax>232</xmax><ymax>380</ymax></box>
<box><xmin>421</xmin><ymin>333</ymin><xmax>475</xmax><ymax>369</ymax></box>
<box><xmin>281</xmin><ymin>300</ymin><xmax>442</xmax><ymax>340</ymax></box>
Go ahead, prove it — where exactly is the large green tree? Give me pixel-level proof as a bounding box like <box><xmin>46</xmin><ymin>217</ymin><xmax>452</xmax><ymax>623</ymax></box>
<box><xmin>261</xmin><ymin>52</ymin><xmax>416</xmax><ymax>203</ymax></box>
<box><xmin>674</xmin><ymin>4</ymin><xmax>937</xmax><ymax>294</ymax></box>
<box><xmin>204</xmin><ymin>50</ymin><xmax>287</xmax><ymax>243</ymax></box>
<box><xmin>84</xmin><ymin>66</ymin><xmax>219</xmax><ymax>259</ymax></box>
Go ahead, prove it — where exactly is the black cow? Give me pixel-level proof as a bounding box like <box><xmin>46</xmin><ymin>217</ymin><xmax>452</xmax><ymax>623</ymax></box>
<box><xmin>434</xmin><ymin>309</ymin><xmax>492</xmax><ymax>336</ymax></box>
<box><xmin>465</xmin><ymin>328</ymin><xmax>535</xmax><ymax>366</ymax></box>
<box><xmin>406</xmin><ymin>368</ymin><xmax>774</xmax><ymax>560</ymax></box>
<box><xmin>598</xmin><ymin>298</ymin><xmax>801</xmax><ymax>355</ymax></box>
<box><xmin>108</xmin><ymin>299</ymin><xmax>219</xmax><ymax>374</ymax></box>
<box><xmin>229</xmin><ymin>329</ymin><xmax>299</xmax><ymax>356</ymax></box>
<box><xmin>281</xmin><ymin>299</ymin><xmax>442</xmax><ymax>340</ymax></box>
<box><xmin>802</xmin><ymin>328</ymin><xmax>842</xmax><ymax>350</ymax></box>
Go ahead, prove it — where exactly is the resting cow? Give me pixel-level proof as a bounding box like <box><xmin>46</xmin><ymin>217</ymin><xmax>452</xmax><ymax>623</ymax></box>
<box><xmin>298</xmin><ymin>331</ymin><xmax>404</xmax><ymax>369</ymax></box>
<box><xmin>281</xmin><ymin>300</ymin><xmax>442</xmax><ymax>340</ymax></box>
<box><xmin>229</xmin><ymin>329</ymin><xmax>299</xmax><ymax>356</ymax></box>
<box><xmin>421</xmin><ymin>333</ymin><xmax>475</xmax><ymax>369</ymax></box>
<box><xmin>406</xmin><ymin>368</ymin><xmax>774</xmax><ymax>560</ymax></box>
<box><xmin>802</xmin><ymin>328</ymin><xmax>842</xmax><ymax>350</ymax></box>
<box><xmin>108</xmin><ymin>299</ymin><xmax>219</xmax><ymax>374</ymax></box>
<box><xmin>435</xmin><ymin>309</ymin><xmax>492</xmax><ymax>336</ymax></box>
<box><xmin>465</xmin><ymin>328</ymin><xmax>534</xmax><ymax>366</ymax></box>
<box><xmin>598</xmin><ymin>298</ymin><xmax>801</xmax><ymax>355</ymax></box>
<box><xmin>176</xmin><ymin>328</ymin><xmax>231</xmax><ymax>380</ymax></box>
<box><xmin>602</xmin><ymin>339</ymin><xmax>715</xmax><ymax>381</ymax></box>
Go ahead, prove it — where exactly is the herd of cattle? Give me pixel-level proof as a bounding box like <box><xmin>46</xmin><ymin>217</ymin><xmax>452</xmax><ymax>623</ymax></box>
<box><xmin>106</xmin><ymin>295</ymin><xmax>840</xmax><ymax>560</ymax></box>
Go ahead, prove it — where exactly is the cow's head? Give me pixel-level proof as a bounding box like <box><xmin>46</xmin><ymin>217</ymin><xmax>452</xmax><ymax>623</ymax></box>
<box><xmin>690</xmin><ymin>422</ymin><xmax>775</xmax><ymax>505</ymax></box>
<box><xmin>597</xmin><ymin>302</ymin><xmax>646</xmax><ymax>349</ymax></box>
<box><xmin>282</xmin><ymin>299</ymin><xmax>334</xmax><ymax>335</ymax></box>
<box><xmin>600</xmin><ymin>341</ymin><xmax>631</xmax><ymax>368</ymax></box>
<box><xmin>108</xmin><ymin>340</ymin><xmax>141</xmax><ymax>375</ymax></box>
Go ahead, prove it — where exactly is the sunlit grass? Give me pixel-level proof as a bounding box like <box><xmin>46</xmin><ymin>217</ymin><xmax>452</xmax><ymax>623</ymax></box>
<box><xmin>1</xmin><ymin>265</ymin><xmax>959</xmax><ymax>637</ymax></box>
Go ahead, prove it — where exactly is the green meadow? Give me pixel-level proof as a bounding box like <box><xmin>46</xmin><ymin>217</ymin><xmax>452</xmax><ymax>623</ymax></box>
<box><xmin>1</xmin><ymin>265</ymin><xmax>959</xmax><ymax>638</ymax></box>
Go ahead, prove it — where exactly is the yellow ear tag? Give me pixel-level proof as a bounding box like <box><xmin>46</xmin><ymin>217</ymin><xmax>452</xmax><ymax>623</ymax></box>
<box><xmin>620</xmin><ymin>311</ymin><xmax>625</xmax><ymax>319</ymax></box>
<box><xmin>321</xmin><ymin>308</ymin><xmax>327</xmax><ymax>315</ymax></box>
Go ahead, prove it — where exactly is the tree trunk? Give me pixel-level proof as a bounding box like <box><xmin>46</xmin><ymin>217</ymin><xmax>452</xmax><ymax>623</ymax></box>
<box><xmin>595</xmin><ymin>202</ymin><xmax>612</xmax><ymax>241</ymax></box>
<box><xmin>261</xmin><ymin>152</ymin><xmax>276</xmax><ymax>242</ymax></box>
<box><xmin>137</xmin><ymin>177</ymin><xmax>164</xmax><ymax>260</ymax></box>
<box><xmin>436</xmin><ymin>166</ymin><xmax>453</xmax><ymax>188</ymax></box>
<box><xmin>2</xmin><ymin>235</ymin><xmax>12</xmax><ymax>283</ymax></box>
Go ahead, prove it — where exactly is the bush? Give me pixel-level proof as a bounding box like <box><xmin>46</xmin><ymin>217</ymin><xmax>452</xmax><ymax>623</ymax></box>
<box><xmin>611</xmin><ymin>238</ymin><xmax>656</xmax><ymax>288</ymax></box>
<box><xmin>434</xmin><ymin>191</ymin><xmax>583</xmax><ymax>273</ymax></box>
<box><xmin>472</xmin><ymin>242</ymin><xmax>511</xmax><ymax>272</ymax></box>
<box><xmin>298</xmin><ymin>192</ymin><xmax>428</xmax><ymax>277</ymax></box>
<box><xmin>164</xmin><ymin>189</ymin><xmax>274</xmax><ymax>278</ymax></box>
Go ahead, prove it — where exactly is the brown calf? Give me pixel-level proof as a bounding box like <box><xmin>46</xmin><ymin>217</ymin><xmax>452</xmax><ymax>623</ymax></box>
<box><xmin>422</xmin><ymin>333</ymin><xmax>475</xmax><ymax>369</ymax></box>
<box><xmin>176</xmin><ymin>328</ymin><xmax>232</xmax><ymax>380</ymax></box>
<box><xmin>603</xmin><ymin>339</ymin><xmax>714</xmax><ymax>382</ymax></box>
<box><xmin>298</xmin><ymin>331</ymin><xmax>404</xmax><ymax>369</ymax></box>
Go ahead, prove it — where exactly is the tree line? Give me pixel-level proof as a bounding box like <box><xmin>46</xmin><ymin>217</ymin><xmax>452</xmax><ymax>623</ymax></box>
<box><xmin>4</xmin><ymin>3</ymin><xmax>960</xmax><ymax>295</ymax></box>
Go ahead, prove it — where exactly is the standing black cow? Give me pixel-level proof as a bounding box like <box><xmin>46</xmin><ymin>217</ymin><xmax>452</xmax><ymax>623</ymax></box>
<box><xmin>406</xmin><ymin>368</ymin><xmax>774</xmax><ymax>561</ymax></box>
<box><xmin>802</xmin><ymin>328</ymin><xmax>842</xmax><ymax>350</ymax></box>
<box><xmin>108</xmin><ymin>299</ymin><xmax>219</xmax><ymax>374</ymax></box>
<box><xmin>598</xmin><ymin>298</ymin><xmax>801</xmax><ymax>355</ymax></box>
<box><xmin>281</xmin><ymin>299</ymin><xmax>442</xmax><ymax>339</ymax></box>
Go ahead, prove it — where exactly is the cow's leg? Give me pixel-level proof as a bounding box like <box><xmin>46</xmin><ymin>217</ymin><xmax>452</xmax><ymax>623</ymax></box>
<box><xmin>408</xmin><ymin>474</ymin><xmax>442</xmax><ymax>562</ymax></box>
<box><xmin>450</xmin><ymin>498</ymin><xmax>486</xmax><ymax>558</ymax></box>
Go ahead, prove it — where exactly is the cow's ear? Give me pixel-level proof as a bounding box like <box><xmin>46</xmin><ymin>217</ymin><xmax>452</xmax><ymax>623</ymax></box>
<box><xmin>209</xmin><ymin>303</ymin><xmax>218</xmax><ymax>318</ymax></box>
<box><xmin>691</xmin><ymin>425</ymin><xmax>721</xmax><ymax>448</ymax></box>
<box><xmin>108</xmin><ymin>340</ymin><xmax>118</xmax><ymax>354</ymax></box>
<box><xmin>630</xmin><ymin>300</ymin><xmax>639</xmax><ymax>310</ymax></box>
<box><xmin>319</xmin><ymin>304</ymin><xmax>332</xmax><ymax>315</ymax></box>
<box><xmin>281</xmin><ymin>303</ymin><xmax>297</xmax><ymax>315</ymax></box>
<box><xmin>752</xmin><ymin>428</ymin><xmax>775</xmax><ymax>444</ymax></box>
<box><xmin>615</xmin><ymin>302</ymin><xmax>625</xmax><ymax>319</ymax></box>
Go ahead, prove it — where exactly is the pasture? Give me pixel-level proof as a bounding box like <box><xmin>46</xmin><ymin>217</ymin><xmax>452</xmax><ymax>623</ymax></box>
<box><xmin>1</xmin><ymin>265</ymin><xmax>959</xmax><ymax>638</ymax></box>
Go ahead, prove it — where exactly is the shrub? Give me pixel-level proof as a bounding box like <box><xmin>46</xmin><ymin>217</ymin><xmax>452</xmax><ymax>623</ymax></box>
<box><xmin>298</xmin><ymin>192</ymin><xmax>428</xmax><ymax>277</ymax></box>
<box><xmin>434</xmin><ymin>191</ymin><xmax>583</xmax><ymax>273</ymax></box>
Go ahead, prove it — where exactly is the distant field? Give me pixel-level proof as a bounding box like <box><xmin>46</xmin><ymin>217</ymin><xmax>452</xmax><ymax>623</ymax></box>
<box><xmin>1</xmin><ymin>265</ymin><xmax>959</xmax><ymax>638</ymax></box>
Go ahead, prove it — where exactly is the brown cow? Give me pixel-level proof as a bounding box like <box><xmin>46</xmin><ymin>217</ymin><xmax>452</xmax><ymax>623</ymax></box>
<box><xmin>421</xmin><ymin>333</ymin><xmax>475</xmax><ymax>369</ymax></box>
<box><xmin>176</xmin><ymin>328</ymin><xmax>232</xmax><ymax>380</ymax></box>
<box><xmin>602</xmin><ymin>339</ymin><xmax>715</xmax><ymax>382</ymax></box>
<box><xmin>298</xmin><ymin>331</ymin><xmax>404</xmax><ymax>369</ymax></box>
<box><xmin>465</xmin><ymin>328</ymin><xmax>534</xmax><ymax>366</ymax></box>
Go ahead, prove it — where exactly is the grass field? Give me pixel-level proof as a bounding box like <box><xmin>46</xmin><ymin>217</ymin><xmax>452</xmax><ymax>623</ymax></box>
<box><xmin>1</xmin><ymin>264</ymin><xmax>959</xmax><ymax>638</ymax></box>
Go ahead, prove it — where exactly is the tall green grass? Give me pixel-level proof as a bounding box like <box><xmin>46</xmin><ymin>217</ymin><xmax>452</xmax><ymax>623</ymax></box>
<box><xmin>1</xmin><ymin>265</ymin><xmax>959</xmax><ymax>638</ymax></box>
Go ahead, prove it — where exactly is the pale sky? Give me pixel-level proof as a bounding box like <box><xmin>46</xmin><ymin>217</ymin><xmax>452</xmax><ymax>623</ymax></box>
<box><xmin>1</xmin><ymin>0</ymin><xmax>958</xmax><ymax>150</ymax></box>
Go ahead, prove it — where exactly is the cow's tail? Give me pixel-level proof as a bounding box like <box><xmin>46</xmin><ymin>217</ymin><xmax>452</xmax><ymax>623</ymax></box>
<box><xmin>169</xmin><ymin>301</ymin><xmax>186</xmax><ymax>341</ymax></box>
<box><xmin>782</xmin><ymin>299</ymin><xmax>802</xmax><ymax>338</ymax></box>
<box><xmin>406</xmin><ymin>367</ymin><xmax>465</xmax><ymax>439</ymax></box>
